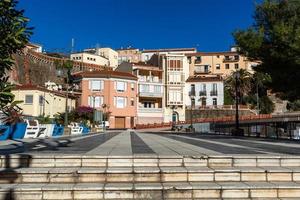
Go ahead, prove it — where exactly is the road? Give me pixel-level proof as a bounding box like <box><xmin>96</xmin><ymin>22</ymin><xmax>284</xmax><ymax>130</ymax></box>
<box><xmin>2</xmin><ymin>130</ymin><xmax>300</xmax><ymax>156</ymax></box>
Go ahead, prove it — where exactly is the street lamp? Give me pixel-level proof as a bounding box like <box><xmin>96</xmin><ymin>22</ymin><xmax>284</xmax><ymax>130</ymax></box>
<box><xmin>234</xmin><ymin>71</ymin><xmax>242</xmax><ymax>136</ymax></box>
<box><xmin>171</xmin><ymin>105</ymin><xmax>177</xmax><ymax>131</ymax></box>
<box><xmin>189</xmin><ymin>86</ymin><xmax>195</xmax><ymax>132</ymax></box>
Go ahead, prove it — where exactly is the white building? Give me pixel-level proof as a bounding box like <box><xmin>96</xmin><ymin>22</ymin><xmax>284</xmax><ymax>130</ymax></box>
<box><xmin>185</xmin><ymin>75</ymin><xmax>224</xmax><ymax>108</ymax></box>
<box><xmin>161</xmin><ymin>54</ymin><xmax>190</xmax><ymax>122</ymax></box>
<box><xmin>70</xmin><ymin>52</ymin><xmax>109</xmax><ymax>66</ymax></box>
<box><xmin>141</xmin><ymin>48</ymin><xmax>196</xmax><ymax>62</ymax></box>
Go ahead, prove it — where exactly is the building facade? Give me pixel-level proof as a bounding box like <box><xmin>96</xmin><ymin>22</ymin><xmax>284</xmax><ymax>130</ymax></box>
<box><xmin>12</xmin><ymin>85</ymin><xmax>76</xmax><ymax>118</ymax></box>
<box><xmin>186</xmin><ymin>49</ymin><xmax>257</xmax><ymax>77</ymax></box>
<box><xmin>185</xmin><ymin>75</ymin><xmax>224</xmax><ymax>108</ymax></box>
<box><xmin>78</xmin><ymin>70</ymin><xmax>137</xmax><ymax>129</ymax></box>
<box><xmin>161</xmin><ymin>54</ymin><xmax>190</xmax><ymax>122</ymax></box>
<box><xmin>117</xmin><ymin>48</ymin><xmax>141</xmax><ymax>64</ymax></box>
<box><xmin>84</xmin><ymin>48</ymin><xmax>118</xmax><ymax>69</ymax></box>
<box><xmin>70</xmin><ymin>52</ymin><xmax>109</xmax><ymax>66</ymax></box>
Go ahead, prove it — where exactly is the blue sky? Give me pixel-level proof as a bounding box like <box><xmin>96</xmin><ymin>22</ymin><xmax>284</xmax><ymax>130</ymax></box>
<box><xmin>19</xmin><ymin>0</ymin><xmax>259</xmax><ymax>53</ymax></box>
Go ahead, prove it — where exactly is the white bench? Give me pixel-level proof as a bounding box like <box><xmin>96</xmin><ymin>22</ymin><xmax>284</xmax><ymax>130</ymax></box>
<box><xmin>38</xmin><ymin>124</ymin><xmax>55</xmax><ymax>138</ymax></box>
<box><xmin>24</xmin><ymin>120</ymin><xmax>40</xmax><ymax>138</ymax></box>
<box><xmin>68</xmin><ymin>122</ymin><xmax>83</xmax><ymax>135</ymax></box>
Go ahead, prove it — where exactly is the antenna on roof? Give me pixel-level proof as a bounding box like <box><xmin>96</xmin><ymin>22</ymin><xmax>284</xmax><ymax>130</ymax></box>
<box><xmin>71</xmin><ymin>38</ymin><xmax>75</xmax><ymax>53</ymax></box>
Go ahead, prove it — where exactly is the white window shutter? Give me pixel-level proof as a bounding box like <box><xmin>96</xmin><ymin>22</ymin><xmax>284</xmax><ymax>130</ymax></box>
<box><xmin>124</xmin><ymin>82</ymin><xmax>127</xmax><ymax>91</ymax></box>
<box><xmin>125</xmin><ymin>97</ymin><xmax>127</xmax><ymax>107</ymax></box>
<box><xmin>101</xmin><ymin>81</ymin><xmax>104</xmax><ymax>90</ymax></box>
<box><xmin>89</xmin><ymin>81</ymin><xmax>91</xmax><ymax>90</ymax></box>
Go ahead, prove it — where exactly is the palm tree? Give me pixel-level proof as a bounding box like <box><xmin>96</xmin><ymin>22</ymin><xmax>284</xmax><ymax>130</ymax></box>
<box><xmin>225</xmin><ymin>69</ymin><xmax>253</xmax><ymax>104</ymax></box>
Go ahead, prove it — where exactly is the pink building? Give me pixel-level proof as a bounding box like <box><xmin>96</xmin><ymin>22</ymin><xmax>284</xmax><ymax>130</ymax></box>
<box><xmin>77</xmin><ymin>70</ymin><xmax>138</xmax><ymax>129</ymax></box>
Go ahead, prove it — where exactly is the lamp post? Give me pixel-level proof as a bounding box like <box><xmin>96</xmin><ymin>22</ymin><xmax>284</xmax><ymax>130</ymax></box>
<box><xmin>171</xmin><ymin>105</ymin><xmax>176</xmax><ymax>130</ymax></box>
<box><xmin>189</xmin><ymin>87</ymin><xmax>195</xmax><ymax>132</ymax></box>
<box><xmin>234</xmin><ymin>71</ymin><xmax>241</xmax><ymax>136</ymax></box>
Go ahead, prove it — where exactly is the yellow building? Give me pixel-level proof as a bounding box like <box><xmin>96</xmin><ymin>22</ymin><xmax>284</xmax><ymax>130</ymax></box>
<box><xmin>186</xmin><ymin>50</ymin><xmax>258</xmax><ymax>77</ymax></box>
<box><xmin>12</xmin><ymin>85</ymin><xmax>77</xmax><ymax>118</ymax></box>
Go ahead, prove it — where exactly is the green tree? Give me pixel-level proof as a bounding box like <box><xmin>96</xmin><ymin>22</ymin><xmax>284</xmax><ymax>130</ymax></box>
<box><xmin>233</xmin><ymin>0</ymin><xmax>300</xmax><ymax>101</ymax></box>
<box><xmin>0</xmin><ymin>0</ymin><xmax>32</xmax><ymax>77</ymax></box>
<box><xmin>0</xmin><ymin>0</ymin><xmax>32</xmax><ymax>108</ymax></box>
<box><xmin>225</xmin><ymin>69</ymin><xmax>253</xmax><ymax>104</ymax></box>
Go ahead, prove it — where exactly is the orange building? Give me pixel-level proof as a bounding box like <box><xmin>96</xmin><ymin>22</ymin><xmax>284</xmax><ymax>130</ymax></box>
<box><xmin>77</xmin><ymin>71</ymin><xmax>138</xmax><ymax>129</ymax></box>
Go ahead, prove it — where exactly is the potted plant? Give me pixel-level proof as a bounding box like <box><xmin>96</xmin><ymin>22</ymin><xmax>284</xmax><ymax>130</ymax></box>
<box><xmin>1</xmin><ymin>102</ymin><xmax>27</xmax><ymax>139</ymax></box>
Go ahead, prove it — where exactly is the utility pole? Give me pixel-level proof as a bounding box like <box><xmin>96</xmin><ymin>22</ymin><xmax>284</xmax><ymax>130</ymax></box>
<box><xmin>64</xmin><ymin>76</ymin><xmax>69</xmax><ymax>127</ymax></box>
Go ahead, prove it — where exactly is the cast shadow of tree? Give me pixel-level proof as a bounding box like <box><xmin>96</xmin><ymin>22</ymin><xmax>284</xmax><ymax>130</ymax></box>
<box><xmin>0</xmin><ymin>154</ymin><xmax>32</xmax><ymax>200</ymax></box>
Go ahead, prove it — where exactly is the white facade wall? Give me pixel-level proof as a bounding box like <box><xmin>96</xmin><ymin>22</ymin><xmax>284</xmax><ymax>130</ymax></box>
<box><xmin>96</xmin><ymin>48</ymin><xmax>118</xmax><ymax>69</ymax></box>
<box><xmin>185</xmin><ymin>81</ymin><xmax>224</xmax><ymax>107</ymax></box>
<box><xmin>163</xmin><ymin>54</ymin><xmax>190</xmax><ymax>122</ymax></box>
<box><xmin>70</xmin><ymin>53</ymin><xmax>109</xmax><ymax>66</ymax></box>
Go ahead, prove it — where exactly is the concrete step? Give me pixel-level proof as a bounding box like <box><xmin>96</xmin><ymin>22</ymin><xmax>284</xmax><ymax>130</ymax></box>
<box><xmin>1</xmin><ymin>182</ymin><xmax>300</xmax><ymax>199</ymax></box>
<box><xmin>1</xmin><ymin>166</ymin><xmax>300</xmax><ymax>184</ymax></box>
<box><xmin>2</xmin><ymin>155</ymin><xmax>300</xmax><ymax>168</ymax></box>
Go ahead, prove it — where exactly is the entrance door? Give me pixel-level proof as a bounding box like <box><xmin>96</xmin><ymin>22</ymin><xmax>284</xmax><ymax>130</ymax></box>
<box><xmin>130</xmin><ymin>117</ymin><xmax>134</xmax><ymax>128</ymax></box>
<box><xmin>115</xmin><ymin>117</ymin><xmax>125</xmax><ymax>129</ymax></box>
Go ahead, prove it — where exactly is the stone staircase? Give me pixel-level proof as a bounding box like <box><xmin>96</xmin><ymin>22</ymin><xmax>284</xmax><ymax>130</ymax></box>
<box><xmin>1</xmin><ymin>154</ymin><xmax>300</xmax><ymax>199</ymax></box>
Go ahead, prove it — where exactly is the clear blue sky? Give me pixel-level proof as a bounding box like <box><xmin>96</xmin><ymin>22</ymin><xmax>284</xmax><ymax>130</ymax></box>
<box><xmin>19</xmin><ymin>0</ymin><xmax>259</xmax><ymax>53</ymax></box>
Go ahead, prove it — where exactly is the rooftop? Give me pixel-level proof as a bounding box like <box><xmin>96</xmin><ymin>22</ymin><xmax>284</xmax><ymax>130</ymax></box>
<box><xmin>185</xmin><ymin>51</ymin><xmax>239</xmax><ymax>56</ymax></box>
<box><xmin>142</xmin><ymin>48</ymin><xmax>196</xmax><ymax>53</ymax></box>
<box><xmin>77</xmin><ymin>70</ymin><xmax>138</xmax><ymax>80</ymax></box>
<box><xmin>13</xmin><ymin>84</ymin><xmax>77</xmax><ymax>99</ymax></box>
<box><xmin>186</xmin><ymin>75</ymin><xmax>223</xmax><ymax>83</ymax></box>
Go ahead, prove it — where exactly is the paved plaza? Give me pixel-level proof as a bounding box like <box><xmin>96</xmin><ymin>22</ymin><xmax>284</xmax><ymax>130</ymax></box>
<box><xmin>2</xmin><ymin>130</ymin><xmax>300</xmax><ymax>156</ymax></box>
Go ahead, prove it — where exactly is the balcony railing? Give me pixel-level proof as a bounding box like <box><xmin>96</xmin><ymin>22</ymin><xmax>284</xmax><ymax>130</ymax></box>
<box><xmin>223</xmin><ymin>56</ymin><xmax>239</xmax><ymax>62</ymax></box>
<box><xmin>138</xmin><ymin>108</ymin><xmax>163</xmax><ymax>113</ymax></box>
<box><xmin>139</xmin><ymin>91</ymin><xmax>163</xmax><ymax>98</ymax></box>
<box><xmin>199</xmin><ymin>91</ymin><xmax>207</xmax><ymax>96</ymax></box>
<box><xmin>210</xmin><ymin>90</ymin><xmax>218</xmax><ymax>96</ymax></box>
<box><xmin>138</xmin><ymin>76</ymin><xmax>162</xmax><ymax>83</ymax></box>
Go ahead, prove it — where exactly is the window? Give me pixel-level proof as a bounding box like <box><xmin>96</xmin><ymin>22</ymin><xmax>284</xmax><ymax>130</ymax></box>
<box><xmin>114</xmin><ymin>97</ymin><xmax>127</xmax><ymax>108</ymax></box>
<box><xmin>115</xmin><ymin>81</ymin><xmax>126</xmax><ymax>92</ymax></box>
<box><xmin>234</xmin><ymin>55</ymin><xmax>239</xmax><ymax>60</ymax></box>
<box><xmin>191</xmin><ymin>98</ymin><xmax>195</xmax><ymax>108</ymax></box>
<box><xmin>235</xmin><ymin>63</ymin><xmax>239</xmax><ymax>69</ymax></box>
<box><xmin>213</xmin><ymin>98</ymin><xmax>217</xmax><ymax>106</ymax></box>
<box><xmin>225</xmin><ymin>55</ymin><xmax>229</xmax><ymax>60</ymax></box>
<box><xmin>140</xmin><ymin>84</ymin><xmax>149</xmax><ymax>92</ymax></box>
<box><xmin>131</xmin><ymin>98</ymin><xmax>134</xmax><ymax>106</ymax></box>
<box><xmin>195</xmin><ymin>56</ymin><xmax>201</xmax><ymax>62</ymax></box>
<box><xmin>225</xmin><ymin>64</ymin><xmax>230</xmax><ymax>69</ymax></box>
<box><xmin>154</xmin><ymin>85</ymin><xmax>161</xmax><ymax>93</ymax></box>
<box><xmin>216</xmin><ymin>64</ymin><xmax>221</xmax><ymax>70</ymax></box>
<box><xmin>25</xmin><ymin>95</ymin><xmax>33</xmax><ymax>104</ymax></box>
<box><xmin>88</xmin><ymin>96</ymin><xmax>103</xmax><ymax>108</ymax></box>
<box><xmin>190</xmin><ymin>84</ymin><xmax>195</xmax><ymax>96</ymax></box>
<box><xmin>217</xmin><ymin>55</ymin><xmax>220</xmax><ymax>58</ymax></box>
<box><xmin>130</xmin><ymin>83</ymin><xmax>135</xmax><ymax>91</ymax></box>
<box><xmin>39</xmin><ymin>95</ymin><xmax>44</xmax><ymax>106</ymax></box>
<box><xmin>90</xmin><ymin>80</ymin><xmax>103</xmax><ymax>91</ymax></box>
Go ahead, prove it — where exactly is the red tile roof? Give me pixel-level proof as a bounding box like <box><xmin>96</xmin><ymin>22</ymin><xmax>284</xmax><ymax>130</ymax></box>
<box><xmin>13</xmin><ymin>85</ymin><xmax>77</xmax><ymax>99</ymax></box>
<box><xmin>77</xmin><ymin>70</ymin><xmax>138</xmax><ymax>80</ymax></box>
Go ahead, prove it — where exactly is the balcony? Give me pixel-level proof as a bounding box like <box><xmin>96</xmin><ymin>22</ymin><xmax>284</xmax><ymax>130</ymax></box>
<box><xmin>139</xmin><ymin>91</ymin><xmax>163</xmax><ymax>98</ymax></box>
<box><xmin>199</xmin><ymin>91</ymin><xmax>207</xmax><ymax>96</ymax></box>
<box><xmin>210</xmin><ymin>90</ymin><xmax>218</xmax><ymax>96</ymax></box>
<box><xmin>138</xmin><ymin>76</ymin><xmax>162</xmax><ymax>83</ymax></box>
<box><xmin>138</xmin><ymin>108</ymin><xmax>163</xmax><ymax>113</ymax></box>
<box><xmin>223</xmin><ymin>56</ymin><xmax>239</xmax><ymax>62</ymax></box>
<box><xmin>194</xmin><ymin>65</ymin><xmax>211</xmax><ymax>74</ymax></box>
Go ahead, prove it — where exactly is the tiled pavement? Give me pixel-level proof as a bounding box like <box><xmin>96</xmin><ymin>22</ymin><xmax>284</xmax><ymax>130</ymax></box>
<box><xmin>4</xmin><ymin>130</ymin><xmax>300</xmax><ymax>156</ymax></box>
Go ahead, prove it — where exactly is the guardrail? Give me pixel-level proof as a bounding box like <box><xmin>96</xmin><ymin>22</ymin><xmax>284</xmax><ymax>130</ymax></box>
<box><xmin>136</xmin><ymin>114</ymin><xmax>272</xmax><ymax>129</ymax></box>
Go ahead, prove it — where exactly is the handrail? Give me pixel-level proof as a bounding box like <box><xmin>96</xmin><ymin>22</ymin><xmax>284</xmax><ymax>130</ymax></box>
<box><xmin>135</xmin><ymin>114</ymin><xmax>273</xmax><ymax>129</ymax></box>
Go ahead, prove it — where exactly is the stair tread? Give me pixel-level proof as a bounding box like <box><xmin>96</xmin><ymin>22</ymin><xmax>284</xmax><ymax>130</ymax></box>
<box><xmin>1</xmin><ymin>166</ymin><xmax>300</xmax><ymax>173</ymax></box>
<box><xmin>1</xmin><ymin>181</ymin><xmax>300</xmax><ymax>191</ymax></box>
